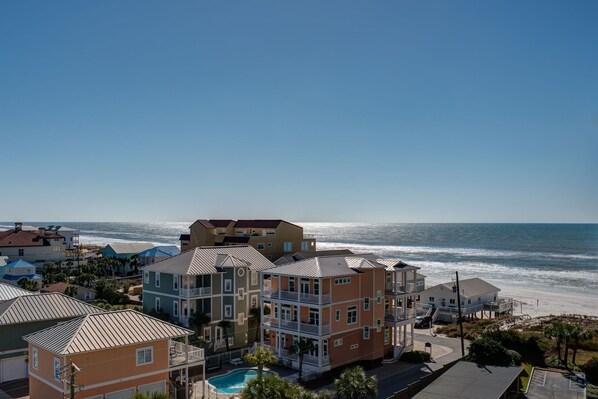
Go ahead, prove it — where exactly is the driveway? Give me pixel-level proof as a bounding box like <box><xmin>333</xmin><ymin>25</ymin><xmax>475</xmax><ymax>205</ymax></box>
<box><xmin>526</xmin><ymin>368</ymin><xmax>586</xmax><ymax>399</ymax></box>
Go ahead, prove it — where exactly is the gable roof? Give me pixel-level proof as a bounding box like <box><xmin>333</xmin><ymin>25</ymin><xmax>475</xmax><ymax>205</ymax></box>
<box><xmin>0</xmin><ymin>229</ymin><xmax>46</xmax><ymax>247</ymax></box>
<box><xmin>265</xmin><ymin>256</ymin><xmax>387</xmax><ymax>278</ymax></box>
<box><xmin>0</xmin><ymin>293</ymin><xmax>104</xmax><ymax>325</ymax></box>
<box><xmin>0</xmin><ymin>282</ymin><xmax>34</xmax><ymax>302</ymax></box>
<box><xmin>426</xmin><ymin>277</ymin><xmax>500</xmax><ymax>298</ymax></box>
<box><xmin>137</xmin><ymin>246</ymin><xmax>180</xmax><ymax>258</ymax></box>
<box><xmin>143</xmin><ymin>245</ymin><xmax>275</xmax><ymax>275</ymax></box>
<box><xmin>103</xmin><ymin>242</ymin><xmax>154</xmax><ymax>255</ymax></box>
<box><xmin>24</xmin><ymin>310</ymin><xmax>193</xmax><ymax>355</ymax></box>
<box><xmin>5</xmin><ymin>260</ymin><xmax>37</xmax><ymax>269</ymax></box>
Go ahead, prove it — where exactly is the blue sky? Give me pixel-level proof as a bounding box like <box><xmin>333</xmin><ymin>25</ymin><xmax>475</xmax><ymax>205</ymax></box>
<box><xmin>1</xmin><ymin>1</ymin><xmax>597</xmax><ymax>222</ymax></box>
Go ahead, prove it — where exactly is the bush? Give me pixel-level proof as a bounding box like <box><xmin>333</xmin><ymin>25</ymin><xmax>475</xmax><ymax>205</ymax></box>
<box><xmin>468</xmin><ymin>338</ymin><xmax>520</xmax><ymax>366</ymax></box>
<box><xmin>401</xmin><ymin>350</ymin><xmax>431</xmax><ymax>363</ymax></box>
<box><xmin>507</xmin><ymin>349</ymin><xmax>522</xmax><ymax>366</ymax></box>
<box><xmin>583</xmin><ymin>357</ymin><xmax>598</xmax><ymax>384</ymax></box>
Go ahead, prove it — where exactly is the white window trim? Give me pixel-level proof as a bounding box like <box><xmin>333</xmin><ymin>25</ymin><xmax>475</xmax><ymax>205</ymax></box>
<box><xmin>238</xmin><ymin>288</ymin><xmax>245</xmax><ymax>300</ymax></box>
<box><xmin>32</xmin><ymin>347</ymin><xmax>38</xmax><ymax>370</ymax></box>
<box><xmin>334</xmin><ymin>338</ymin><xmax>343</xmax><ymax>347</ymax></box>
<box><xmin>347</xmin><ymin>305</ymin><xmax>357</xmax><ymax>325</ymax></box>
<box><xmin>204</xmin><ymin>327</ymin><xmax>211</xmax><ymax>341</ymax></box>
<box><xmin>250</xmin><ymin>295</ymin><xmax>258</xmax><ymax>308</ymax></box>
<box><xmin>173</xmin><ymin>275</ymin><xmax>178</xmax><ymax>291</ymax></box>
<box><xmin>224</xmin><ymin>304</ymin><xmax>232</xmax><ymax>318</ymax></box>
<box><xmin>173</xmin><ymin>301</ymin><xmax>179</xmax><ymax>317</ymax></box>
<box><xmin>144</xmin><ymin>271</ymin><xmax>149</xmax><ymax>284</ymax></box>
<box><xmin>155</xmin><ymin>297</ymin><xmax>161</xmax><ymax>312</ymax></box>
<box><xmin>335</xmin><ymin>309</ymin><xmax>340</xmax><ymax>321</ymax></box>
<box><xmin>155</xmin><ymin>272</ymin><xmax>160</xmax><ymax>288</ymax></box>
<box><xmin>364</xmin><ymin>297</ymin><xmax>370</xmax><ymax>311</ymax></box>
<box><xmin>251</xmin><ymin>271</ymin><xmax>258</xmax><ymax>286</ymax></box>
<box><xmin>136</xmin><ymin>347</ymin><xmax>154</xmax><ymax>366</ymax></box>
<box><xmin>363</xmin><ymin>326</ymin><xmax>370</xmax><ymax>340</ymax></box>
<box><xmin>224</xmin><ymin>279</ymin><xmax>232</xmax><ymax>292</ymax></box>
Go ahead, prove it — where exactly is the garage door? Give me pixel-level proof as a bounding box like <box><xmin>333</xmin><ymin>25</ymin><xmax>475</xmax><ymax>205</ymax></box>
<box><xmin>1</xmin><ymin>356</ymin><xmax>28</xmax><ymax>383</ymax></box>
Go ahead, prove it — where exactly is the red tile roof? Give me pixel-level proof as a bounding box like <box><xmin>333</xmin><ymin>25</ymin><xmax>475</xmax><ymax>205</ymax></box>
<box><xmin>0</xmin><ymin>230</ymin><xmax>45</xmax><ymax>247</ymax></box>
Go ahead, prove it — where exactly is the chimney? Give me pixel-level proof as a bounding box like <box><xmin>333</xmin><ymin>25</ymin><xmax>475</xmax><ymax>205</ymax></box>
<box><xmin>15</xmin><ymin>222</ymin><xmax>22</xmax><ymax>231</ymax></box>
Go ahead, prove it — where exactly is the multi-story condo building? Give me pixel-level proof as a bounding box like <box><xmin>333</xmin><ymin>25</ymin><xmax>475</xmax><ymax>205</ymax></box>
<box><xmin>0</xmin><ymin>223</ymin><xmax>66</xmax><ymax>263</ymax></box>
<box><xmin>142</xmin><ymin>245</ymin><xmax>275</xmax><ymax>351</ymax></box>
<box><xmin>179</xmin><ymin>219</ymin><xmax>316</xmax><ymax>261</ymax></box>
<box><xmin>260</xmin><ymin>255</ymin><xmax>420</xmax><ymax>374</ymax></box>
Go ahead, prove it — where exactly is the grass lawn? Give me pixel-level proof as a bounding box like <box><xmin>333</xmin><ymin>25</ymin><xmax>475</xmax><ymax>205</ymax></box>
<box><xmin>519</xmin><ymin>362</ymin><xmax>533</xmax><ymax>392</ymax></box>
<box><xmin>587</xmin><ymin>383</ymin><xmax>598</xmax><ymax>399</ymax></box>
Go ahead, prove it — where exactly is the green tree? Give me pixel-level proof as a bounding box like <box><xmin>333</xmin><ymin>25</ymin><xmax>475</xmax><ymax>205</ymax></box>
<box><xmin>571</xmin><ymin>324</ymin><xmax>594</xmax><ymax>365</ymax></box>
<box><xmin>544</xmin><ymin>321</ymin><xmax>566</xmax><ymax>362</ymax></box>
<box><xmin>468</xmin><ymin>337</ymin><xmax>518</xmax><ymax>366</ymax></box>
<box><xmin>129</xmin><ymin>392</ymin><xmax>169</xmax><ymax>399</ymax></box>
<box><xmin>289</xmin><ymin>338</ymin><xmax>314</xmax><ymax>382</ymax></box>
<box><xmin>189</xmin><ymin>311</ymin><xmax>211</xmax><ymax>338</ymax></box>
<box><xmin>218</xmin><ymin>320</ymin><xmax>232</xmax><ymax>352</ymax></box>
<box><xmin>241</xmin><ymin>373</ymin><xmax>301</xmax><ymax>399</ymax></box>
<box><xmin>334</xmin><ymin>366</ymin><xmax>378</xmax><ymax>399</ymax></box>
<box><xmin>244</xmin><ymin>346</ymin><xmax>277</xmax><ymax>381</ymax></box>
<box><xmin>17</xmin><ymin>277</ymin><xmax>38</xmax><ymax>292</ymax></box>
<box><xmin>249</xmin><ymin>306</ymin><xmax>262</xmax><ymax>342</ymax></box>
<box><xmin>64</xmin><ymin>285</ymin><xmax>78</xmax><ymax>297</ymax></box>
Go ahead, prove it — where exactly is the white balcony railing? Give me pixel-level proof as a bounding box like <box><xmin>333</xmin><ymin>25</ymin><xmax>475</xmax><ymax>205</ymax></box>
<box><xmin>261</xmin><ymin>290</ymin><xmax>332</xmax><ymax>305</ymax></box>
<box><xmin>180</xmin><ymin>287</ymin><xmax>212</xmax><ymax>298</ymax></box>
<box><xmin>169</xmin><ymin>340</ymin><xmax>204</xmax><ymax>367</ymax></box>
<box><xmin>384</xmin><ymin>309</ymin><xmax>416</xmax><ymax>322</ymax></box>
<box><xmin>385</xmin><ymin>282</ymin><xmax>416</xmax><ymax>295</ymax></box>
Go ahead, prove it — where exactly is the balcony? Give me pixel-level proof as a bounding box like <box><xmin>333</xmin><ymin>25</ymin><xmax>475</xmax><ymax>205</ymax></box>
<box><xmin>385</xmin><ymin>282</ymin><xmax>416</xmax><ymax>296</ymax></box>
<box><xmin>169</xmin><ymin>341</ymin><xmax>204</xmax><ymax>367</ymax></box>
<box><xmin>262</xmin><ymin>317</ymin><xmax>330</xmax><ymax>335</ymax></box>
<box><xmin>179</xmin><ymin>286</ymin><xmax>212</xmax><ymax>298</ymax></box>
<box><xmin>261</xmin><ymin>289</ymin><xmax>331</xmax><ymax>305</ymax></box>
<box><xmin>384</xmin><ymin>309</ymin><xmax>416</xmax><ymax>323</ymax></box>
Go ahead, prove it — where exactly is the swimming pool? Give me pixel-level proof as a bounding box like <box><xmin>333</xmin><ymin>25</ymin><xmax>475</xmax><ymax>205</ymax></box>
<box><xmin>208</xmin><ymin>368</ymin><xmax>275</xmax><ymax>394</ymax></box>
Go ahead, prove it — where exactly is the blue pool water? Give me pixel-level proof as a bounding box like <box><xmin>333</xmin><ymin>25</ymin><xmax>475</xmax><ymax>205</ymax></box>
<box><xmin>208</xmin><ymin>368</ymin><xmax>275</xmax><ymax>394</ymax></box>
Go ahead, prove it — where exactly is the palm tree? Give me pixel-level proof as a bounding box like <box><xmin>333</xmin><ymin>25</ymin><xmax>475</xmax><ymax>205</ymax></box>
<box><xmin>218</xmin><ymin>320</ymin><xmax>233</xmax><ymax>352</ymax></box>
<box><xmin>244</xmin><ymin>346</ymin><xmax>277</xmax><ymax>381</ymax></box>
<box><xmin>17</xmin><ymin>277</ymin><xmax>38</xmax><ymax>292</ymax></box>
<box><xmin>189</xmin><ymin>311</ymin><xmax>211</xmax><ymax>337</ymax></box>
<box><xmin>64</xmin><ymin>285</ymin><xmax>78</xmax><ymax>297</ymax></box>
<box><xmin>334</xmin><ymin>366</ymin><xmax>378</xmax><ymax>399</ymax></box>
<box><xmin>544</xmin><ymin>321</ymin><xmax>566</xmax><ymax>362</ymax></box>
<box><xmin>249</xmin><ymin>306</ymin><xmax>262</xmax><ymax>342</ymax></box>
<box><xmin>289</xmin><ymin>338</ymin><xmax>315</xmax><ymax>382</ymax></box>
<box><xmin>572</xmin><ymin>324</ymin><xmax>594</xmax><ymax>365</ymax></box>
<box><xmin>241</xmin><ymin>374</ymin><xmax>301</xmax><ymax>399</ymax></box>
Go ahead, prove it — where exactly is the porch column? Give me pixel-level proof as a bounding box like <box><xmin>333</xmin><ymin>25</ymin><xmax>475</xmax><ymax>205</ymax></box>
<box><xmin>202</xmin><ymin>362</ymin><xmax>206</xmax><ymax>399</ymax></box>
<box><xmin>318</xmin><ymin>338</ymin><xmax>323</xmax><ymax>369</ymax></box>
<box><xmin>185</xmin><ymin>335</ymin><xmax>189</xmax><ymax>399</ymax></box>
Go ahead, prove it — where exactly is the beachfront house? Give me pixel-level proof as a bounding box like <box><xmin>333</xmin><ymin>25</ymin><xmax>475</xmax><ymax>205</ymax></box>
<box><xmin>260</xmin><ymin>255</ymin><xmax>420</xmax><ymax>376</ymax></box>
<box><xmin>101</xmin><ymin>242</ymin><xmax>154</xmax><ymax>275</ymax></box>
<box><xmin>0</xmin><ymin>260</ymin><xmax>43</xmax><ymax>288</ymax></box>
<box><xmin>0</xmin><ymin>223</ymin><xmax>66</xmax><ymax>263</ymax></box>
<box><xmin>137</xmin><ymin>245</ymin><xmax>180</xmax><ymax>266</ymax></box>
<box><xmin>0</xmin><ymin>293</ymin><xmax>104</xmax><ymax>383</ymax></box>
<box><xmin>24</xmin><ymin>310</ymin><xmax>204</xmax><ymax>399</ymax></box>
<box><xmin>180</xmin><ymin>219</ymin><xmax>316</xmax><ymax>261</ymax></box>
<box><xmin>142</xmin><ymin>245</ymin><xmax>275</xmax><ymax>352</ymax></box>
<box><xmin>40</xmin><ymin>225</ymin><xmax>79</xmax><ymax>250</ymax></box>
<box><xmin>40</xmin><ymin>282</ymin><xmax>96</xmax><ymax>302</ymax></box>
<box><xmin>419</xmin><ymin>277</ymin><xmax>512</xmax><ymax>322</ymax></box>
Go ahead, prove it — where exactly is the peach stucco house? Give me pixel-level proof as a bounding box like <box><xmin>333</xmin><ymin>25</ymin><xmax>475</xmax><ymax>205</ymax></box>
<box><xmin>260</xmin><ymin>254</ymin><xmax>419</xmax><ymax>376</ymax></box>
<box><xmin>24</xmin><ymin>310</ymin><xmax>204</xmax><ymax>399</ymax></box>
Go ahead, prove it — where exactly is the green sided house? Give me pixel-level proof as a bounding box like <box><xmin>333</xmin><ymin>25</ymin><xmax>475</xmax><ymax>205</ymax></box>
<box><xmin>0</xmin><ymin>292</ymin><xmax>104</xmax><ymax>383</ymax></box>
<box><xmin>142</xmin><ymin>245</ymin><xmax>275</xmax><ymax>351</ymax></box>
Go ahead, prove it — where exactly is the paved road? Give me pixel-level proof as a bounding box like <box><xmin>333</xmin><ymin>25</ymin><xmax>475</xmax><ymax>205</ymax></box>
<box><xmin>526</xmin><ymin>368</ymin><xmax>586</xmax><ymax>399</ymax></box>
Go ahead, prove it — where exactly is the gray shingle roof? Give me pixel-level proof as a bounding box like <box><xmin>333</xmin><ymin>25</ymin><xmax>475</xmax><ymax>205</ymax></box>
<box><xmin>143</xmin><ymin>245</ymin><xmax>275</xmax><ymax>275</ymax></box>
<box><xmin>265</xmin><ymin>256</ymin><xmax>387</xmax><ymax>278</ymax></box>
<box><xmin>0</xmin><ymin>293</ymin><xmax>104</xmax><ymax>325</ymax></box>
<box><xmin>24</xmin><ymin>310</ymin><xmax>193</xmax><ymax>355</ymax></box>
<box><xmin>0</xmin><ymin>282</ymin><xmax>34</xmax><ymax>302</ymax></box>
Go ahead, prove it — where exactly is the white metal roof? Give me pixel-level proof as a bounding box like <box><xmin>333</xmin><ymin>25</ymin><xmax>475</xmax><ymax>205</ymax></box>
<box><xmin>0</xmin><ymin>282</ymin><xmax>34</xmax><ymax>302</ymax></box>
<box><xmin>24</xmin><ymin>310</ymin><xmax>194</xmax><ymax>355</ymax></box>
<box><xmin>424</xmin><ymin>277</ymin><xmax>501</xmax><ymax>298</ymax></box>
<box><xmin>143</xmin><ymin>245</ymin><xmax>275</xmax><ymax>275</ymax></box>
<box><xmin>0</xmin><ymin>293</ymin><xmax>104</xmax><ymax>325</ymax></box>
<box><xmin>265</xmin><ymin>256</ymin><xmax>387</xmax><ymax>278</ymax></box>
<box><xmin>104</xmin><ymin>242</ymin><xmax>154</xmax><ymax>254</ymax></box>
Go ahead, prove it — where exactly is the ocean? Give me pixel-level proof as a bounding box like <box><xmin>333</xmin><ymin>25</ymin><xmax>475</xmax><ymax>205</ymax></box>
<box><xmin>2</xmin><ymin>222</ymin><xmax>597</xmax><ymax>299</ymax></box>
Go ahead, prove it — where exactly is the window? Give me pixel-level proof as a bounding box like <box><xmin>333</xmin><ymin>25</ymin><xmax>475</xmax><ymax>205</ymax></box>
<box><xmin>267</xmin><ymin>243</ymin><xmax>273</xmax><ymax>247</ymax></box>
<box><xmin>347</xmin><ymin>306</ymin><xmax>357</xmax><ymax>324</ymax></box>
<box><xmin>85</xmin><ymin>292</ymin><xmax>92</xmax><ymax>300</ymax></box>
<box><xmin>257</xmin><ymin>243</ymin><xmax>265</xmax><ymax>250</ymax></box>
<box><xmin>204</xmin><ymin>327</ymin><xmax>211</xmax><ymax>341</ymax></box>
<box><xmin>468</xmin><ymin>299</ymin><xmax>471</xmax><ymax>304</ymax></box>
<box><xmin>238</xmin><ymin>288</ymin><xmax>244</xmax><ymax>300</ymax></box>
<box><xmin>251</xmin><ymin>271</ymin><xmax>258</xmax><ymax>286</ymax></box>
<box><xmin>237</xmin><ymin>268</ymin><xmax>245</xmax><ymax>277</ymax></box>
<box><xmin>363</xmin><ymin>326</ymin><xmax>370</xmax><ymax>340</ymax></box>
<box><xmin>449</xmin><ymin>299</ymin><xmax>455</xmax><ymax>305</ymax></box>
<box><xmin>301</xmin><ymin>241</ymin><xmax>309</xmax><ymax>251</ymax></box>
<box><xmin>452</xmin><ymin>286</ymin><xmax>457</xmax><ymax>293</ymax></box>
<box><xmin>238</xmin><ymin>312</ymin><xmax>245</xmax><ymax>325</ymax></box>
<box><xmin>144</xmin><ymin>271</ymin><xmax>149</xmax><ymax>284</ymax></box>
<box><xmin>173</xmin><ymin>301</ymin><xmax>179</xmax><ymax>317</ymax></box>
<box><xmin>224</xmin><ymin>305</ymin><xmax>232</xmax><ymax>318</ymax></box>
<box><xmin>364</xmin><ymin>297</ymin><xmax>370</xmax><ymax>311</ymax></box>
<box><xmin>18</xmin><ymin>249</ymin><xmax>24</xmax><ymax>256</ymax></box>
<box><xmin>136</xmin><ymin>347</ymin><xmax>153</xmax><ymax>366</ymax></box>
<box><xmin>334</xmin><ymin>278</ymin><xmax>351</xmax><ymax>285</ymax></box>
<box><xmin>173</xmin><ymin>276</ymin><xmax>178</xmax><ymax>291</ymax></box>
<box><xmin>283</xmin><ymin>242</ymin><xmax>293</xmax><ymax>252</ymax></box>
<box><xmin>429</xmin><ymin>297</ymin><xmax>434</xmax><ymax>302</ymax></box>
<box><xmin>384</xmin><ymin>327</ymin><xmax>390</xmax><ymax>344</ymax></box>
<box><xmin>32</xmin><ymin>348</ymin><xmax>38</xmax><ymax>370</ymax></box>
<box><xmin>235</xmin><ymin>229</ymin><xmax>246</xmax><ymax>235</ymax></box>
<box><xmin>350</xmin><ymin>344</ymin><xmax>359</xmax><ymax>350</ymax></box>
<box><xmin>155</xmin><ymin>272</ymin><xmax>160</xmax><ymax>288</ymax></box>
<box><xmin>335</xmin><ymin>309</ymin><xmax>340</xmax><ymax>321</ymax></box>
<box><xmin>225</xmin><ymin>279</ymin><xmax>232</xmax><ymax>292</ymax></box>
<box><xmin>376</xmin><ymin>319</ymin><xmax>382</xmax><ymax>332</ymax></box>
<box><xmin>377</xmin><ymin>290</ymin><xmax>382</xmax><ymax>304</ymax></box>
<box><xmin>288</xmin><ymin>277</ymin><xmax>295</xmax><ymax>292</ymax></box>
<box><xmin>54</xmin><ymin>357</ymin><xmax>61</xmax><ymax>381</ymax></box>
<box><xmin>334</xmin><ymin>338</ymin><xmax>343</xmax><ymax>347</ymax></box>
<box><xmin>155</xmin><ymin>297</ymin><xmax>161</xmax><ymax>312</ymax></box>
<box><xmin>251</xmin><ymin>295</ymin><xmax>258</xmax><ymax>309</ymax></box>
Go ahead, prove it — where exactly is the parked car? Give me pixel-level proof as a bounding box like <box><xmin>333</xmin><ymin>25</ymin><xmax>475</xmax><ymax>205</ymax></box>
<box><xmin>415</xmin><ymin>315</ymin><xmax>432</xmax><ymax>328</ymax></box>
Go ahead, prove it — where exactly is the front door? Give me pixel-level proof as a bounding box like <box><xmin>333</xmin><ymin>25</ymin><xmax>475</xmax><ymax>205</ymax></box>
<box><xmin>301</xmin><ymin>279</ymin><xmax>310</xmax><ymax>298</ymax></box>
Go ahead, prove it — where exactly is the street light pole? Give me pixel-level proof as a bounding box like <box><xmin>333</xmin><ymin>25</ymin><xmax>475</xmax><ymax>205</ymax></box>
<box><xmin>455</xmin><ymin>271</ymin><xmax>465</xmax><ymax>357</ymax></box>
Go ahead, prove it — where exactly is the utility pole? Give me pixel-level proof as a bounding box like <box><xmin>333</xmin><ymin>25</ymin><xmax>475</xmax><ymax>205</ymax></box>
<box><xmin>455</xmin><ymin>271</ymin><xmax>465</xmax><ymax>357</ymax></box>
<box><xmin>61</xmin><ymin>362</ymin><xmax>81</xmax><ymax>399</ymax></box>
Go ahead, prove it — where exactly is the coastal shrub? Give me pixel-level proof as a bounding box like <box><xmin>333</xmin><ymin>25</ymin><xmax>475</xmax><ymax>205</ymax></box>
<box><xmin>484</xmin><ymin>330</ymin><xmax>547</xmax><ymax>366</ymax></box>
<box><xmin>507</xmin><ymin>349</ymin><xmax>522</xmax><ymax>366</ymax></box>
<box><xmin>468</xmin><ymin>338</ymin><xmax>520</xmax><ymax>366</ymax></box>
<box><xmin>401</xmin><ymin>350</ymin><xmax>431</xmax><ymax>363</ymax></box>
<box><xmin>583</xmin><ymin>357</ymin><xmax>598</xmax><ymax>384</ymax></box>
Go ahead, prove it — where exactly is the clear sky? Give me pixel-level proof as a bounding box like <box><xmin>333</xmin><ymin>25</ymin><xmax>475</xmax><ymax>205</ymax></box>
<box><xmin>1</xmin><ymin>1</ymin><xmax>597</xmax><ymax>223</ymax></box>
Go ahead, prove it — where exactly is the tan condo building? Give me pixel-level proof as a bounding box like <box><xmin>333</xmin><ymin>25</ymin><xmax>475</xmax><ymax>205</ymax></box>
<box><xmin>180</xmin><ymin>219</ymin><xmax>316</xmax><ymax>261</ymax></box>
<box><xmin>260</xmin><ymin>255</ymin><xmax>419</xmax><ymax>376</ymax></box>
